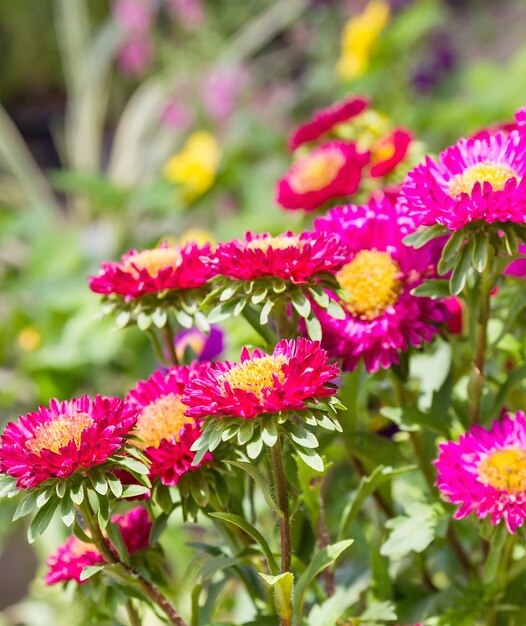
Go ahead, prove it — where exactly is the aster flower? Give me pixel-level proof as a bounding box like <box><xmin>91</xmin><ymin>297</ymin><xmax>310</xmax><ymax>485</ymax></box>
<box><xmin>185</xmin><ymin>338</ymin><xmax>342</xmax><ymax>468</ymax></box>
<box><xmin>369</xmin><ymin>128</ymin><xmax>412</xmax><ymax>178</ymax></box>
<box><xmin>126</xmin><ymin>365</ymin><xmax>212</xmax><ymax>487</ymax></box>
<box><xmin>313</xmin><ymin>195</ymin><xmax>449</xmax><ymax>372</ymax></box>
<box><xmin>288</xmin><ymin>96</ymin><xmax>368</xmax><ymax>151</ymax></box>
<box><xmin>435</xmin><ymin>411</ymin><xmax>526</xmax><ymax>533</ymax></box>
<box><xmin>400</xmin><ymin>130</ymin><xmax>526</xmax><ymax>232</ymax></box>
<box><xmin>0</xmin><ymin>396</ymin><xmax>137</xmax><ymax>490</ymax></box>
<box><xmin>88</xmin><ymin>242</ymin><xmax>214</xmax><ymax>330</ymax></box>
<box><xmin>174</xmin><ymin>325</ymin><xmax>224</xmax><ymax>362</ymax></box>
<box><xmin>276</xmin><ymin>141</ymin><xmax>369</xmax><ymax>212</ymax></box>
<box><xmin>45</xmin><ymin>507</ymin><xmax>151</xmax><ymax>585</ymax></box>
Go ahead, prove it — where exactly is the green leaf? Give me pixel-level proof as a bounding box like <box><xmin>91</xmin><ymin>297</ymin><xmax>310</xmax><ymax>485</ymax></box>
<box><xmin>55</xmin><ymin>482</ymin><xmax>66</xmax><ymax>498</ymax></box>
<box><xmin>287</xmin><ymin>424</ymin><xmax>319</xmax><ymax>449</ymax></box>
<box><xmin>308</xmin><ymin>287</ymin><xmax>329</xmax><ymax>308</ymax></box>
<box><xmin>174</xmin><ymin>308</ymin><xmax>194</xmax><ymax>328</ymax></box>
<box><xmin>339</xmin><ymin>465</ymin><xmax>414</xmax><ymax>539</ymax></box>
<box><xmin>80</xmin><ymin>565</ymin><xmax>105</xmax><ymax>581</ymax></box>
<box><xmin>304</xmin><ymin>314</ymin><xmax>322</xmax><ymax>341</ymax></box>
<box><xmin>295</xmin><ymin>446</ymin><xmax>324</xmax><ymax>473</ymax></box>
<box><xmin>107</xmin><ymin>474</ymin><xmax>123</xmax><ymax>499</ymax></box>
<box><xmin>60</xmin><ymin>494</ymin><xmax>76</xmax><ymax>527</ymax></box>
<box><xmin>403</xmin><ymin>224</ymin><xmax>446</xmax><ymax>249</ymax></box>
<box><xmin>411</xmin><ymin>279</ymin><xmax>451</xmax><ymax>299</ymax></box>
<box><xmin>96</xmin><ymin>491</ymin><xmax>110</xmax><ymax>528</ymax></box>
<box><xmin>190</xmin><ymin>473</ymin><xmax>210</xmax><ymax>507</ymax></box>
<box><xmin>261</xmin><ymin>422</ymin><xmax>278</xmax><ymax>447</ymax></box>
<box><xmin>292</xmin><ymin>540</ymin><xmax>353</xmax><ymax>624</ymax></box>
<box><xmin>150</xmin><ymin>512</ymin><xmax>169</xmax><ymax>545</ymax></box>
<box><xmin>28</xmin><ymin>497</ymin><xmax>59</xmax><ymax>543</ymax></box>
<box><xmin>260</xmin><ymin>572</ymin><xmax>294</xmax><ymax>623</ymax></box>
<box><xmin>326</xmin><ymin>299</ymin><xmax>346</xmax><ymax>320</ymax></box>
<box><xmin>438</xmin><ymin>229</ymin><xmax>466</xmax><ymax>275</ymax></box>
<box><xmin>246</xmin><ymin>437</ymin><xmax>264</xmax><ymax>459</ymax></box>
<box><xmin>200</xmin><ymin>553</ymin><xmax>248</xmax><ymax>583</ymax></box>
<box><xmin>380</xmin><ymin>406</ymin><xmax>451</xmax><ymax>437</ymax></box>
<box><xmin>13</xmin><ymin>490</ymin><xmax>40</xmax><ymax>521</ymax></box>
<box><xmin>361</xmin><ymin>600</ymin><xmax>397</xmax><ymax>621</ymax></box>
<box><xmin>290</xmin><ymin>291</ymin><xmax>311</xmax><ymax>318</ymax></box>
<box><xmin>113</xmin><ymin>456</ymin><xmax>150</xmax><ymax>476</ymax></box>
<box><xmin>70</xmin><ymin>482</ymin><xmax>85</xmax><ymax>505</ymax></box>
<box><xmin>224</xmin><ymin>460</ymin><xmax>278</xmax><ymax>516</ymax></box>
<box><xmin>105</xmin><ymin>521</ymin><xmax>129</xmax><ymax>563</ymax></box>
<box><xmin>151</xmin><ymin>308</ymin><xmax>168</xmax><ymax>328</ymax></box>
<box><xmin>472</xmin><ymin>235</ymin><xmax>489</xmax><ymax>273</ymax></box>
<box><xmin>237</xmin><ymin>422</ymin><xmax>254</xmax><ymax>445</ymax></box>
<box><xmin>36</xmin><ymin>488</ymin><xmax>53</xmax><ymax>508</ymax></box>
<box><xmin>209</xmin><ymin>512</ymin><xmax>279</xmax><ymax>576</ymax></box>
<box><xmin>137</xmin><ymin>312</ymin><xmax>152</xmax><ymax>331</ymax></box>
<box><xmin>220</xmin><ymin>285</ymin><xmax>239</xmax><ymax>301</ymax></box>
<box><xmin>251</xmin><ymin>287</ymin><xmax>268</xmax><ymax>305</ymax></box>
<box><xmin>121</xmin><ymin>485</ymin><xmax>150</xmax><ymax>498</ymax></box>
<box><xmin>90</xmin><ymin>469</ymin><xmax>109</xmax><ymax>496</ymax></box>
<box><xmin>450</xmin><ymin>238</ymin><xmax>474</xmax><ymax>295</ymax></box>
<box><xmin>115</xmin><ymin>310</ymin><xmax>131</xmax><ymax>328</ymax></box>
<box><xmin>260</xmin><ymin>299</ymin><xmax>276</xmax><ymax>325</ymax></box>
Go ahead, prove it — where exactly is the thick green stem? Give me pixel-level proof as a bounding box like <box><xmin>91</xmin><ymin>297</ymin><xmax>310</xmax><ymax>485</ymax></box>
<box><xmin>80</xmin><ymin>496</ymin><xmax>188</xmax><ymax>626</ymax></box>
<box><xmin>162</xmin><ymin>319</ymin><xmax>179</xmax><ymax>367</ymax></box>
<box><xmin>269</xmin><ymin>438</ymin><xmax>292</xmax><ymax>574</ymax></box>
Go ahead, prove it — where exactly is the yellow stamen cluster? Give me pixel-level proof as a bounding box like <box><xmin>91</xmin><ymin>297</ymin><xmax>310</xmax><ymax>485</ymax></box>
<box><xmin>26</xmin><ymin>412</ymin><xmax>94</xmax><ymax>455</ymax></box>
<box><xmin>289</xmin><ymin>150</ymin><xmax>345</xmax><ymax>194</ymax></box>
<box><xmin>478</xmin><ymin>448</ymin><xmax>526</xmax><ymax>494</ymax></box>
<box><xmin>337</xmin><ymin>250</ymin><xmax>401</xmax><ymax>320</ymax></box>
<box><xmin>371</xmin><ymin>137</ymin><xmax>396</xmax><ymax>163</ymax></box>
<box><xmin>133</xmin><ymin>394</ymin><xmax>193</xmax><ymax>449</ymax></box>
<box><xmin>448</xmin><ymin>162</ymin><xmax>517</xmax><ymax>198</ymax></box>
<box><xmin>246</xmin><ymin>236</ymin><xmax>301</xmax><ymax>252</ymax></box>
<box><xmin>222</xmin><ymin>356</ymin><xmax>287</xmax><ymax>400</ymax></box>
<box><xmin>123</xmin><ymin>248</ymin><xmax>182</xmax><ymax>278</ymax></box>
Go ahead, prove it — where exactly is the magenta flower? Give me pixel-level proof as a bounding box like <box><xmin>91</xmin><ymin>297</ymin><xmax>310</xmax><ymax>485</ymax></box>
<box><xmin>436</xmin><ymin>411</ymin><xmax>526</xmax><ymax>533</ymax></box>
<box><xmin>210</xmin><ymin>231</ymin><xmax>349</xmax><ymax>284</ymax></box>
<box><xmin>288</xmin><ymin>96</ymin><xmax>369</xmax><ymax>151</ymax></box>
<box><xmin>313</xmin><ymin>195</ymin><xmax>448</xmax><ymax>372</ymax></box>
<box><xmin>126</xmin><ymin>366</ymin><xmax>212</xmax><ymax>485</ymax></box>
<box><xmin>0</xmin><ymin>396</ymin><xmax>137</xmax><ymax>489</ymax></box>
<box><xmin>45</xmin><ymin>507</ymin><xmax>151</xmax><ymax>585</ymax></box>
<box><xmin>88</xmin><ymin>242</ymin><xmax>214</xmax><ymax>301</ymax></box>
<box><xmin>369</xmin><ymin>128</ymin><xmax>412</xmax><ymax>178</ymax></box>
<box><xmin>276</xmin><ymin>141</ymin><xmax>370</xmax><ymax>212</ymax></box>
<box><xmin>183</xmin><ymin>338</ymin><xmax>339</xmax><ymax>421</ymax></box>
<box><xmin>174</xmin><ymin>326</ymin><xmax>224</xmax><ymax>362</ymax></box>
<box><xmin>400</xmin><ymin>130</ymin><xmax>526</xmax><ymax>231</ymax></box>
<box><xmin>505</xmin><ymin>243</ymin><xmax>526</xmax><ymax>278</ymax></box>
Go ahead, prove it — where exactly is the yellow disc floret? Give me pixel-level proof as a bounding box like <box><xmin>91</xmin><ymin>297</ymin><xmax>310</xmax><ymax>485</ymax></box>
<box><xmin>124</xmin><ymin>248</ymin><xmax>182</xmax><ymax>278</ymax></box>
<box><xmin>337</xmin><ymin>250</ymin><xmax>401</xmax><ymax>320</ymax></box>
<box><xmin>133</xmin><ymin>393</ymin><xmax>193</xmax><ymax>449</ymax></box>
<box><xmin>222</xmin><ymin>356</ymin><xmax>287</xmax><ymax>400</ymax></box>
<box><xmin>478</xmin><ymin>448</ymin><xmax>526</xmax><ymax>494</ymax></box>
<box><xmin>448</xmin><ymin>162</ymin><xmax>517</xmax><ymax>198</ymax></box>
<box><xmin>247</xmin><ymin>236</ymin><xmax>301</xmax><ymax>252</ymax></box>
<box><xmin>26</xmin><ymin>412</ymin><xmax>94</xmax><ymax>455</ymax></box>
<box><xmin>289</xmin><ymin>150</ymin><xmax>345</xmax><ymax>194</ymax></box>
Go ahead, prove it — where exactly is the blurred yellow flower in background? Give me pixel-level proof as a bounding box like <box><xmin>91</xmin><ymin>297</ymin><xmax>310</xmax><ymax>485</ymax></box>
<box><xmin>336</xmin><ymin>0</ymin><xmax>390</xmax><ymax>81</ymax></box>
<box><xmin>179</xmin><ymin>228</ymin><xmax>216</xmax><ymax>248</ymax></box>
<box><xmin>164</xmin><ymin>131</ymin><xmax>221</xmax><ymax>203</ymax></box>
<box><xmin>18</xmin><ymin>326</ymin><xmax>41</xmax><ymax>352</ymax></box>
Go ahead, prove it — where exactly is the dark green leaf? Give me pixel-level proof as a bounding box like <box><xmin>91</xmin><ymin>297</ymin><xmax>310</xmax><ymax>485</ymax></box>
<box><xmin>28</xmin><ymin>497</ymin><xmax>59</xmax><ymax>543</ymax></box>
<box><xmin>403</xmin><ymin>224</ymin><xmax>446</xmax><ymax>249</ymax></box>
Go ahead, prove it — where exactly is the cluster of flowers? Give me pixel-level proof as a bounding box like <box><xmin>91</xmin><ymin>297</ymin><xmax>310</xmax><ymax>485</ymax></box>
<box><xmin>1</xmin><ymin>95</ymin><xmax>526</xmax><ymax>605</ymax></box>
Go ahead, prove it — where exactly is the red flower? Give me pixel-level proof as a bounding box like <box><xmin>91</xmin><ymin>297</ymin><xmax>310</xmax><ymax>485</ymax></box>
<box><xmin>88</xmin><ymin>242</ymin><xmax>214</xmax><ymax>301</ymax></box>
<box><xmin>0</xmin><ymin>396</ymin><xmax>137</xmax><ymax>489</ymax></box>
<box><xmin>183</xmin><ymin>338</ymin><xmax>339</xmax><ymax>420</ymax></box>
<box><xmin>288</xmin><ymin>96</ymin><xmax>369</xmax><ymax>151</ymax></box>
<box><xmin>370</xmin><ymin>129</ymin><xmax>412</xmax><ymax>178</ymax></box>
<box><xmin>276</xmin><ymin>141</ymin><xmax>369</xmax><ymax>212</ymax></box>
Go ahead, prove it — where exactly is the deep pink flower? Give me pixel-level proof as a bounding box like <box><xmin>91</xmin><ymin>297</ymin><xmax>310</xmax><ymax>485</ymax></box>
<box><xmin>400</xmin><ymin>130</ymin><xmax>526</xmax><ymax>231</ymax></box>
<box><xmin>126</xmin><ymin>366</ymin><xmax>212</xmax><ymax>485</ymax></box>
<box><xmin>113</xmin><ymin>0</ymin><xmax>154</xmax><ymax>32</ymax></box>
<box><xmin>276</xmin><ymin>141</ymin><xmax>370</xmax><ymax>212</ymax></box>
<box><xmin>183</xmin><ymin>338</ymin><xmax>339</xmax><ymax>420</ymax></box>
<box><xmin>288</xmin><ymin>96</ymin><xmax>369</xmax><ymax>151</ymax></box>
<box><xmin>45</xmin><ymin>507</ymin><xmax>151</xmax><ymax>585</ymax></box>
<box><xmin>201</xmin><ymin>65</ymin><xmax>250</xmax><ymax>123</ymax></box>
<box><xmin>210</xmin><ymin>231</ymin><xmax>349</xmax><ymax>284</ymax></box>
<box><xmin>505</xmin><ymin>243</ymin><xmax>526</xmax><ymax>278</ymax></box>
<box><xmin>313</xmin><ymin>195</ymin><xmax>448</xmax><ymax>372</ymax></box>
<box><xmin>88</xmin><ymin>242</ymin><xmax>214</xmax><ymax>301</ymax></box>
<box><xmin>436</xmin><ymin>411</ymin><xmax>526</xmax><ymax>533</ymax></box>
<box><xmin>0</xmin><ymin>396</ymin><xmax>137</xmax><ymax>489</ymax></box>
<box><xmin>444</xmin><ymin>297</ymin><xmax>463</xmax><ymax>334</ymax></box>
<box><xmin>370</xmin><ymin>128</ymin><xmax>412</xmax><ymax>178</ymax></box>
<box><xmin>117</xmin><ymin>36</ymin><xmax>154</xmax><ymax>75</ymax></box>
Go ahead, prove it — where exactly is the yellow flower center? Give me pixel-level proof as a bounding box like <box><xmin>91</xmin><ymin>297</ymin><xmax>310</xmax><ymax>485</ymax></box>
<box><xmin>123</xmin><ymin>248</ymin><xmax>182</xmax><ymax>278</ymax></box>
<box><xmin>26</xmin><ymin>412</ymin><xmax>94</xmax><ymax>455</ymax></box>
<box><xmin>478</xmin><ymin>448</ymin><xmax>526</xmax><ymax>493</ymax></box>
<box><xmin>133</xmin><ymin>393</ymin><xmax>194</xmax><ymax>449</ymax></box>
<box><xmin>289</xmin><ymin>150</ymin><xmax>345</xmax><ymax>194</ymax></box>
<box><xmin>337</xmin><ymin>250</ymin><xmax>401</xmax><ymax>320</ymax></box>
<box><xmin>222</xmin><ymin>355</ymin><xmax>287</xmax><ymax>401</ymax></box>
<box><xmin>246</xmin><ymin>236</ymin><xmax>301</xmax><ymax>252</ymax></box>
<box><xmin>448</xmin><ymin>162</ymin><xmax>518</xmax><ymax>198</ymax></box>
<box><xmin>371</xmin><ymin>137</ymin><xmax>396</xmax><ymax>163</ymax></box>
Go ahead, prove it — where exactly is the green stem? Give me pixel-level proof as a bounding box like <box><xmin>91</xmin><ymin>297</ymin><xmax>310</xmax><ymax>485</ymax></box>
<box><xmin>162</xmin><ymin>319</ymin><xmax>179</xmax><ymax>367</ymax></box>
<box><xmin>146</xmin><ymin>328</ymin><xmax>169</xmax><ymax>365</ymax></box>
<box><xmin>468</xmin><ymin>246</ymin><xmax>493</xmax><ymax>424</ymax></box>
<box><xmin>242</xmin><ymin>306</ymin><xmax>277</xmax><ymax>347</ymax></box>
<box><xmin>269</xmin><ymin>438</ymin><xmax>292</xmax><ymax>574</ymax></box>
<box><xmin>80</xmin><ymin>496</ymin><xmax>188</xmax><ymax>626</ymax></box>
<box><xmin>126</xmin><ymin>600</ymin><xmax>141</xmax><ymax>626</ymax></box>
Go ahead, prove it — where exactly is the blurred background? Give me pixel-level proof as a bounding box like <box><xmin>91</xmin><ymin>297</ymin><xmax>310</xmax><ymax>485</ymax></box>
<box><xmin>1</xmin><ymin>0</ymin><xmax>525</xmax><ymax>623</ymax></box>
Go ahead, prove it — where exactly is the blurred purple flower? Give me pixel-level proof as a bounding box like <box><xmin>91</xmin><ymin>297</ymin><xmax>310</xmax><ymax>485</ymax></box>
<box><xmin>166</xmin><ymin>0</ymin><xmax>204</xmax><ymax>30</ymax></box>
<box><xmin>201</xmin><ymin>66</ymin><xmax>250</xmax><ymax>123</ymax></box>
<box><xmin>160</xmin><ymin>101</ymin><xmax>194</xmax><ymax>131</ymax></box>
<box><xmin>411</xmin><ymin>32</ymin><xmax>456</xmax><ymax>94</ymax></box>
<box><xmin>174</xmin><ymin>326</ymin><xmax>224</xmax><ymax>363</ymax></box>
<box><xmin>113</xmin><ymin>0</ymin><xmax>155</xmax><ymax>33</ymax></box>
<box><xmin>505</xmin><ymin>244</ymin><xmax>526</xmax><ymax>278</ymax></box>
<box><xmin>117</xmin><ymin>36</ymin><xmax>155</xmax><ymax>76</ymax></box>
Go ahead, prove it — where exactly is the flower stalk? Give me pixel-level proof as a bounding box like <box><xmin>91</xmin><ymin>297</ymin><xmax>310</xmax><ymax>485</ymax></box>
<box><xmin>269</xmin><ymin>437</ymin><xmax>292</xmax><ymax>575</ymax></box>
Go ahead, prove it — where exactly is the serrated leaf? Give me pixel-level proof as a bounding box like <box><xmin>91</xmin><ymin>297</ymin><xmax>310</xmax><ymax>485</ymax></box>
<box><xmin>209</xmin><ymin>512</ymin><xmax>279</xmax><ymax>575</ymax></box>
<box><xmin>28</xmin><ymin>497</ymin><xmax>59</xmax><ymax>543</ymax></box>
<box><xmin>80</xmin><ymin>565</ymin><xmax>105</xmax><ymax>581</ymax></box>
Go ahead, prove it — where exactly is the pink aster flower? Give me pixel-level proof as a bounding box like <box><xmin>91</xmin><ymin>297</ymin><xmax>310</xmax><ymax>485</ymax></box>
<box><xmin>183</xmin><ymin>338</ymin><xmax>339</xmax><ymax>420</ymax></box>
<box><xmin>288</xmin><ymin>96</ymin><xmax>369</xmax><ymax>151</ymax></box>
<box><xmin>88</xmin><ymin>242</ymin><xmax>214</xmax><ymax>301</ymax></box>
<box><xmin>276</xmin><ymin>141</ymin><xmax>370</xmax><ymax>212</ymax></box>
<box><xmin>504</xmin><ymin>243</ymin><xmax>526</xmax><ymax>278</ymax></box>
<box><xmin>126</xmin><ymin>365</ymin><xmax>212</xmax><ymax>485</ymax></box>
<box><xmin>369</xmin><ymin>128</ymin><xmax>412</xmax><ymax>178</ymax></box>
<box><xmin>0</xmin><ymin>396</ymin><xmax>137</xmax><ymax>490</ymax></box>
<box><xmin>400</xmin><ymin>130</ymin><xmax>526</xmax><ymax>231</ymax></box>
<box><xmin>45</xmin><ymin>507</ymin><xmax>151</xmax><ymax>585</ymax></box>
<box><xmin>210</xmin><ymin>231</ymin><xmax>349</xmax><ymax>284</ymax></box>
<box><xmin>313</xmin><ymin>195</ymin><xmax>448</xmax><ymax>372</ymax></box>
<box><xmin>435</xmin><ymin>411</ymin><xmax>526</xmax><ymax>534</ymax></box>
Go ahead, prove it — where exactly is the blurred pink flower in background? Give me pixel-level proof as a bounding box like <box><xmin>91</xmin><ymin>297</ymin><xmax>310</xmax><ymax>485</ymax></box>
<box><xmin>161</xmin><ymin>101</ymin><xmax>195</xmax><ymax>131</ymax></box>
<box><xmin>167</xmin><ymin>0</ymin><xmax>204</xmax><ymax>30</ymax></box>
<box><xmin>113</xmin><ymin>0</ymin><xmax>155</xmax><ymax>32</ymax></box>
<box><xmin>117</xmin><ymin>37</ymin><xmax>155</xmax><ymax>76</ymax></box>
<box><xmin>113</xmin><ymin>0</ymin><xmax>156</xmax><ymax>76</ymax></box>
<box><xmin>505</xmin><ymin>243</ymin><xmax>526</xmax><ymax>278</ymax></box>
<box><xmin>201</xmin><ymin>65</ymin><xmax>251</xmax><ymax>123</ymax></box>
